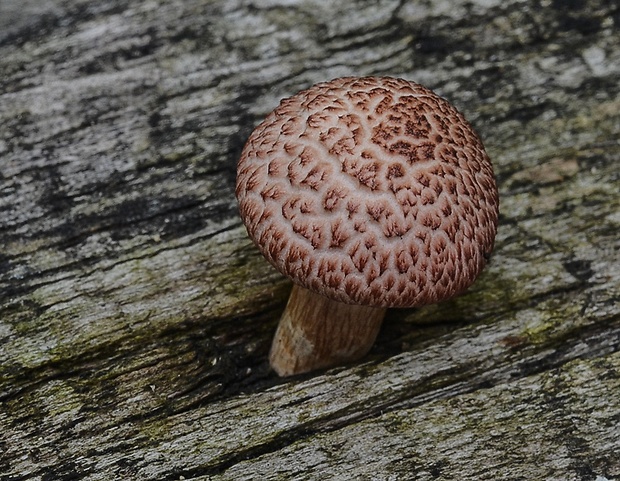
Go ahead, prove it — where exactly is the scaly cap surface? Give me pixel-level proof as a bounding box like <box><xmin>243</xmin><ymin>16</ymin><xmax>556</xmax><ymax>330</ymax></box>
<box><xmin>236</xmin><ymin>76</ymin><xmax>499</xmax><ymax>307</ymax></box>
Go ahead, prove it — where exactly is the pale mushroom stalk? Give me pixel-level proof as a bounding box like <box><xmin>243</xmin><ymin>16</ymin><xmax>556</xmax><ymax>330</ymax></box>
<box><xmin>269</xmin><ymin>284</ymin><xmax>387</xmax><ymax>376</ymax></box>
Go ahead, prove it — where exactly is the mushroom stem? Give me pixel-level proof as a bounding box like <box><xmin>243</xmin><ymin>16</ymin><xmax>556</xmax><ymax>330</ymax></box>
<box><xmin>269</xmin><ymin>284</ymin><xmax>387</xmax><ymax>376</ymax></box>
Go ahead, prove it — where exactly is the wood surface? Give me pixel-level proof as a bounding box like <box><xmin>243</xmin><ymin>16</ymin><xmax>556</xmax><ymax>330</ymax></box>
<box><xmin>1</xmin><ymin>0</ymin><xmax>619</xmax><ymax>479</ymax></box>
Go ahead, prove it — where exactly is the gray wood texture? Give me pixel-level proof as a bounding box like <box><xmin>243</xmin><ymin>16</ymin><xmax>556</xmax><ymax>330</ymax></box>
<box><xmin>1</xmin><ymin>0</ymin><xmax>619</xmax><ymax>479</ymax></box>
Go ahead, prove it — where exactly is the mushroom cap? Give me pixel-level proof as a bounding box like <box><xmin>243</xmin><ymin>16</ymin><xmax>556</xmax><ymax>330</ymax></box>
<box><xmin>236</xmin><ymin>76</ymin><xmax>499</xmax><ymax>307</ymax></box>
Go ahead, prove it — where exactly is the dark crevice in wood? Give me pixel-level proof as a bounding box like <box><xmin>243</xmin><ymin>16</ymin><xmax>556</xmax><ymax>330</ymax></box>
<box><xmin>172</xmin><ymin>319</ymin><xmax>620</xmax><ymax>478</ymax></box>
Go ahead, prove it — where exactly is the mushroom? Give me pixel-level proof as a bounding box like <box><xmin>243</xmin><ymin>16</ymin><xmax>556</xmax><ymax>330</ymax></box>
<box><xmin>236</xmin><ymin>76</ymin><xmax>499</xmax><ymax>376</ymax></box>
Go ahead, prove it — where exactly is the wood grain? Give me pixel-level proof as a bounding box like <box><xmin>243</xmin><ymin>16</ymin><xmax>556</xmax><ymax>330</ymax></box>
<box><xmin>1</xmin><ymin>0</ymin><xmax>618</xmax><ymax>479</ymax></box>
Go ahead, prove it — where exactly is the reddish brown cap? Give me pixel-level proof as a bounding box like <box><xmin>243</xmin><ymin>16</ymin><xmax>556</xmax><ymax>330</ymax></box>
<box><xmin>236</xmin><ymin>76</ymin><xmax>499</xmax><ymax>307</ymax></box>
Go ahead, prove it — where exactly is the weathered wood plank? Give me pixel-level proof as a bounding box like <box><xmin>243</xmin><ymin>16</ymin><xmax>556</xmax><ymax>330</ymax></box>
<box><xmin>1</xmin><ymin>0</ymin><xmax>619</xmax><ymax>479</ymax></box>
<box><xmin>212</xmin><ymin>354</ymin><xmax>620</xmax><ymax>480</ymax></box>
